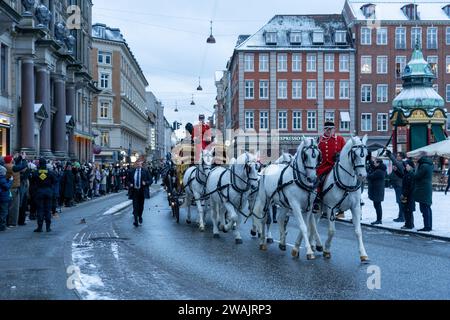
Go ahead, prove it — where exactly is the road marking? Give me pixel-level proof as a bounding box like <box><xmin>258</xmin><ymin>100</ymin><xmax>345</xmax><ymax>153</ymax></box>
<box><xmin>80</xmin><ymin>233</ymin><xmax>86</xmax><ymax>244</ymax></box>
<box><xmin>73</xmin><ymin>233</ymin><xmax>79</xmax><ymax>241</ymax></box>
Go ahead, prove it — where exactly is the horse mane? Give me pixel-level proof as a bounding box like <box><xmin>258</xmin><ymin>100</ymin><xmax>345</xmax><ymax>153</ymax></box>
<box><xmin>340</xmin><ymin>136</ymin><xmax>361</xmax><ymax>162</ymax></box>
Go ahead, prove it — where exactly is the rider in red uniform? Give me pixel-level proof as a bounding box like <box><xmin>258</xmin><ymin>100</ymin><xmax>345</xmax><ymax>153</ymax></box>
<box><xmin>313</xmin><ymin>121</ymin><xmax>346</xmax><ymax>213</ymax></box>
<box><xmin>192</xmin><ymin>114</ymin><xmax>211</xmax><ymax>163</ymax></box>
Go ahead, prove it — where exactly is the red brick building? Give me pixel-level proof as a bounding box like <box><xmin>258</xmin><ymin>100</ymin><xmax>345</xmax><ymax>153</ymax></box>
<box><xmin>227</xmin><ymin>15</ymin><xmax>356</xmax><ymax>156</ymax></box>
<box><xmin>343</xmin><ymin>0</ymin><xmax>450</xmax><ymax>148</ymax></box>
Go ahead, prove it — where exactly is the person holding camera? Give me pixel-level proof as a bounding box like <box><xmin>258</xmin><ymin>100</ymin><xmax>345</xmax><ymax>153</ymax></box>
<box><xmin>401</xmin><ymin>159</ymin><xmax>416</xmax><ymax>230</ymax></box>
<box><xmin>386</xmin><ymin>150</ymin><xmax>406</xmax><ymax>223</ymax></box>
<box><xmin>367</xmin><ymin>156</ymin><xmax>387</xmax><ymax>225</ymax></box>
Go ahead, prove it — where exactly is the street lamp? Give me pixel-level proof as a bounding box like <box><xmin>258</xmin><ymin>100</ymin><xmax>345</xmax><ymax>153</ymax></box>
<box><xmin>190</xmin><ymin>94</ymin><xmax>196</xmax><ymax>106</ymax></box>
<box><xmin>206</xmin><ymin>20</ymin><xmax>216</xmax><ymax>44</ymax></box>
<box><xmin>197</xmin><ymin>77</ymin><xmax>203</xmax><ymax>91</ymax></box>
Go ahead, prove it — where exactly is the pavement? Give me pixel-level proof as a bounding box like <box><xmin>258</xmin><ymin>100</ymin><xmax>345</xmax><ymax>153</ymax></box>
<box><xmin>336</xmin><ymin>189</ymin><xmax>450</xmax><ymax>242</ymax></box>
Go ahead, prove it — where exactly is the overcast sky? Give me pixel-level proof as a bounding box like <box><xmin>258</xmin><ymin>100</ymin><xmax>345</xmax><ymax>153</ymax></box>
<box><xmin>92</xmin><ymin>0</ymin><xmax>346</xmax><ymax>127</ymax></box>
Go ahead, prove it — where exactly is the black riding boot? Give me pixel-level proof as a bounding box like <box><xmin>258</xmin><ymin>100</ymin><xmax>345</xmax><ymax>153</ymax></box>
<box><xmin>46</xmin><ymin>221</ymin><xmax>52</xmax><ymax>233</ymax></box>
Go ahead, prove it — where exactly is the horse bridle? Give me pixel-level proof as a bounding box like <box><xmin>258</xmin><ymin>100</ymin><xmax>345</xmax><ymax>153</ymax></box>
<box><xmin>292</xmin><ymin>141</ymin><xmax>321</xmax><ymax>185</ymax></box>
<box><xmin>230</xmin><ymin>154</ymin><xmax>259</xmax><ymax>193</ymax></box>
<box><xmin>340</xmin><ymin>144</ymin><xmax>367</xmax><ymax>178</ymax></box>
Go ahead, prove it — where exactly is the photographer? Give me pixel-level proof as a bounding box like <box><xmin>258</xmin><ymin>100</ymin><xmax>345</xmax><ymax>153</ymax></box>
<box><xmin>386</xmin><ymin>150</ymin><xmax>406</xmax><ymax>223</ymax></box>
<box><xmin>401</xmin><ymin>159</ymin><xmax>416</xmax><ymax>230</ymax></box>
<box><xmin>367</xmin><ymin>155</ymin><xmax>387</xmax><ymax>225</ymax></box>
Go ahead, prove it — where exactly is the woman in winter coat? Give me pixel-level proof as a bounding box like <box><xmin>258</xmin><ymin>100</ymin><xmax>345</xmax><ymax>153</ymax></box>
<box><xmin>62</xmin><ymin>163</ymin><xmax>75</xmax><ymax>207</ymax></box>
<box><xmin>367</xmin><ymin>158</ymin><xmax>387</xmax><ymax>225</ymax></box>
<box><xmin>401</xmin><ymin>159</ymin><xmax>416</xmax><ymax>230</ymax></box>
<box><xmin>0</xmin><ymin>165</ymin><xmax>13</xmax><ymax>231</ymax></box>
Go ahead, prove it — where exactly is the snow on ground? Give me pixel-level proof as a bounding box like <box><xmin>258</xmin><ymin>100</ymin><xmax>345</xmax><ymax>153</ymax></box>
<box><xmin>340</xmin><ymin>188</ymin><xmax>450</xmax><ymax>239</ymax></box>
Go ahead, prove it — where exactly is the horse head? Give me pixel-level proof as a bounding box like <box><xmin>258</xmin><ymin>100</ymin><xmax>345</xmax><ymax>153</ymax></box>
<box><xmin>349</xmin><ymin>135</ymin><xmax>369</xmax><ymax>179</ymax></box>
<box><xmin>294</xmin><ymin>138</ymin><xmax>321</xmax><ymax>184</ymax></box>
<box><xmin>235</xmin><ymin>152</ymin><xmax>259</xmax><ymax>189</ymax></box>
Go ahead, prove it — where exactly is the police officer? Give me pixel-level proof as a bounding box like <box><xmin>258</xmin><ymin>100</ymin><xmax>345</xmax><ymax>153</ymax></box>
<box><xmin>31</xmin><ymin>158</ymin><xmax>57</xmax><ymax>233</ymax></box>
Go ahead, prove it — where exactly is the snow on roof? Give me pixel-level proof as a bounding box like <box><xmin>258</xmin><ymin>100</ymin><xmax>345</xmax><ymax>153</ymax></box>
<box><xmin>393</xmin><ymin>86</ymin><xmax>445</xmax><ymax>108</ymax></box>
<box><xmin>347</xmin><ymin>0</ymin><xmax>450</xmax><ymax>21</ymax></box>
<box><xmin>236</xmin><ymin>15</ymin><xmax>350</xmax><ymax>51</ymax></box>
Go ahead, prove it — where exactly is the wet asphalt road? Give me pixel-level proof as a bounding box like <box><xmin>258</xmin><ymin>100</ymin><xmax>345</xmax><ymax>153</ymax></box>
<box><xmin>1</xmin><ymin>189</ymin><xmax>449</xmax><ymax>300</ymax></box>
<box><xmin>66</xmin><ymin>190</ymin><xmax>450</xmax><ymax>300</ymax></box>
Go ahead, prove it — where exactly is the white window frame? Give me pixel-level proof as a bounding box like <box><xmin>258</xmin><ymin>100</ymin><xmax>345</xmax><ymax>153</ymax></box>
<box><xmin>339</xmin><ymin>54</ymin><xmax>349</xmax><ymax>72</ymax></box>
<box><xmin>361</xmin><ymin>85</ymin><xmax>372</xmax><ymax>103</ymax></box>
<box><xmin>396</xmin><ymin>56</ymin><xmax>407</xmax><ymax>78</ymax></box>
<box><xmin>377</xmin><ymin>84</ymin><xmax>388</xmax><ymax>103</ymax></box>
<box><xmin>292</xmin><ymin>53</ymin><xmax>302</xmax><ymax>72</ymax></box>
<box><xmin>447</xmin><ymin>27</ymin><xmax>450</xmax><ymax>45</ymax></box>
<box><xmin>278</xmin><ymin>80</ymin><xmax>288</xmax><ymax>99</ymax></box>
<box><xmin>325</xmin><ymin>111</ymin><xmax>335</xmax><ymax>124</ymax></box>
<box><xmin>377</xmin><ymin>113</ymin><xmax>388</xmax><ymax>132</ymax></box>
<box><xmin>335</xmin><ymin>31</ymin><xmax>347</xmax><ymax>44</ymax></box>
<box><xmin>265</xmin><ymin>32</ymin><xmax>277</xmax><ymax>44</ymax></box>
<box><xmin>306</xmin><ymin>54</ymin><xmax>317</xmax><ymax>72</ymax></box>
<box><xmin>244</xmin><ymin>54</ymin><xmax>254</xmax><ymax>72</ymax></box>
<box><xmin>277</xmin><ymin>54</ymin><xmax>287</xmax><ymax>72</ymax></box>
<box><xmin>361</xmin><ymin>113</ymin><xmax>372</xmax><ymax>132</ymax></box>
<box><xmin>99</xmin><ymin>101</ymin><xmax>110</xmax><ymax>119</ymax></box>
<box><xmin>377</xmin><ymin>56</ymin><xmax>388</xmax><ymax>74</ymax></box>
<box><xmin>259</xmin><ymin>80</ymin><xmax>269</xmax><ymax>100</ymax></box>
<box><xmin>340</xmin><ymin>119</ymin><xmax>350</xmax><ymax>132</ymax></box>
<box><xmin>100</xmin><ymin>72</ymin><xmax>111</xmax><ymax>89</ymax></box>
<box><xmin>325</xmin><ymin>80</ymin><xmax>335</xmax><ymax>99</ymax></box>
<box><xmin>293</xmin><ymin>111</ymin><xmax>302</xmax><ymax>131</ymax></box>
<box><xmin>411</xmin><ymin>27</ymin><xmax>422</xmax><ymax>48</ymax></box>
<box><xmin>245</xmin><ymin>111</ymin><xmax>254</xmax><ymax>130</ymax></box>
<box><xmin>260</xmin><ymin>111</ymin><xmax>269</xmax><ymax>130</ymax></box>
<box><xmin>292</xmin><ymin>80</ymin><xmax>302</xmax><ymax>100</ymax></box>
<box><xmin>278</xmin><ymin>111</ymin><xmax>288</xmax><ymax>131</ymax></box>
<box><xmin>395</xmin><ymin>27</ymin><xmax>406</xmax><ymax>49</ymax></box>
<box><xmin>339</xmin><ymin>80</ymin><xmax>350</xmax><ymax>100</ymax></box>
<box><xmin>290</xmin><ymin>32</ymin><xmax>302</xmax><ymax>44</ymax></box>
<box><xmin>376</xmin><ymin>28</ymin><xmax>388</xmax><ymax>45</ymax></box>
<box><xmin>98</xmin><ymin>51</ymin><xmax>112</xmax><ymax>65</ymax></box>
<box><xmin>307</xmin><ymin>80</ymin><xmax>317</xmax><ymax>99</ymax></box>
<box><xmin>361</xmin><ymin>27</ymin><xmax>371</xmax><ymax>45</ymax></box>
<box><xmin>427</xmin><ymin>56</ymin><xmax>438</xmax><ymax>77</ymax></box>
<box><xmin>245</xmin><ymin>80</ymin><xmax>254</xmax><ymax>100</ymax></box>
<box><xmin>427</xmin><ymin>27</ymin><xmax>438</xmax><ymax>49</ymax></box>
<box><xmin>361</xmin><ymin>56</ymin><xmax>372</xmax><ymax>74</ymax></box>
<box><xmin>313</xmin><ymin>31</ymin><xmax>324</xmax><ymax>44</ymax></box>
<box><xmin>446</xmin><ymin>84</ymin><xmax>450</xmax><ymax>102</ymax></box>
<box><xmin>446</xmin><ymin>56</ymin><xmax>450</xmax><ymax>74</ymax></box>
<box><xmin>325</xmin><ymin>54</ymin><xmax>335</xmax><ymax>72</ymax></box>
<box><xmin>259</xmin><ymin>54</ymin><xmax>269</xmax><ymax>72</ymax></box>
<box><xmin>307</xmin><ymin>111</ymin><xmax>317</xmax><ymax>131</ymax></box>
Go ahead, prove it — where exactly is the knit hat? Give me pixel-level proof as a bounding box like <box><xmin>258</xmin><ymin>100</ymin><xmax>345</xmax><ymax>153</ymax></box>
<box><xmin>4</xmin><ymin>155</ymin><xmax>13</xmax><ymax>164</ymax></box>
<box><xmin>0</xmin><ymin>165</ymin><xmax>6</xmax><ymax>176</ymax></box>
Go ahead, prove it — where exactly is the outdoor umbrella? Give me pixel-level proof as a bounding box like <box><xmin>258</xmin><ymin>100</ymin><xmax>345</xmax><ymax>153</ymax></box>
<box><xmin>407</xmin><ymin>138</ymin><xmax>450</xmax><ymax>158</ymax></box>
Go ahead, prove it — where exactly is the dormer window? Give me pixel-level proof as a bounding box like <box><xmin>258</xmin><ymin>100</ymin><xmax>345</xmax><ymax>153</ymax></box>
<box><xmin>313</xmin><ymin>30</ymin><xmax>324</xmax><ymax>44</ymax></box>
<box><xmin>360</xmin><ymin>3</ymin><xmax>376</xmax><ymax>18</ymax></box>
<box><xmin>290</xmin><ymin>31</ymin><xmax>302</xmax><ymax>45</ymax></box>
<box><xmin>335</xmin><ymin>31</ymin><xmax>347</xmax><ymax>44</ymax></box>
<box><xmin>443</xmin><ymin>5</ymin><xmax>450</xmax><ymax>17</ymax></box>
<box><xmin>402</xmin><ymin>4</ymin><xmax>419</xmax><ymax>20</ymax></box>
<box><xmin>265</xmin><ymin>32</ymin><xmax>277</xmax><ymax>45</ymax></box>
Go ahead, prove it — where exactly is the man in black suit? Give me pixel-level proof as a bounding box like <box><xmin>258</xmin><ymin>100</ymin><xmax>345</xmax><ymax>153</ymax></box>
<box><xmin>128</xmin><ymin>160</ymin><xmax>151</xmax><ymax>227</ymax></box>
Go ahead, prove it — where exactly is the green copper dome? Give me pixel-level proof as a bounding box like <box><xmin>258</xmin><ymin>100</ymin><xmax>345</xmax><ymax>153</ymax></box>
<box><xmin>393</xmin><ymin>42</ymin><xmax>444</xmax><ymax>110</ymax></box>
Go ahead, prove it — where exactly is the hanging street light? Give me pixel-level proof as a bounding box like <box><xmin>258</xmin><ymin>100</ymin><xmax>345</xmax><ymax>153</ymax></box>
<box><xmin>190</xmin><ymin>94</ymin><xmax>195</xmax><ymax>106</ymax></box>
<box><xmin>197</xmin><ymin>77</ymin><xmax>203</xmax><ymax>91</ymax></box>
<box><xmin>206</xmin><ymin>20</ymin><xmax>216</xmax><ymax>44</ymax></box>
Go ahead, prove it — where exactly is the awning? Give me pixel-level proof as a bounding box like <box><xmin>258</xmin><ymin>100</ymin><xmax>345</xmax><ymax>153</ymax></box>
<box><xmin>74</xmin><ymin>132</ymin><xmax>95</xmax><ymax>141</ymax></box>
<box><xmin>408</xmin><ymin>138</ymin><xmax>450</xmax><ymax>158</ymax></box>
<box><xmin>432</xmin><ymin>124</ymin><xmax>447</xmax><ymax>142</ymax></box>
<box><xmin>340</xmin><ymin>111</ymin><xmax>351</xmax><ymax>122</ymax></box>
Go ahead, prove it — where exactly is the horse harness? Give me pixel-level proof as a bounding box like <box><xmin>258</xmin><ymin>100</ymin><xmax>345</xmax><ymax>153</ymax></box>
<box><xmin>320</xmin><ymin>144</ymin><xmax>367</xmax><ymax>221</ymax></box>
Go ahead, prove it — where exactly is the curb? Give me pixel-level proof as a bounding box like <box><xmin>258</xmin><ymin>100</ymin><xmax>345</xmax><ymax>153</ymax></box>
<box><xmin>104</xmin><ymin>187</ymin><xmax>163</xmax><ymax>216</ymax></box>
<box><xmin>337</xmin><ymin>219</ymin><xmax>450</xmax><ymax>242</ymax></box>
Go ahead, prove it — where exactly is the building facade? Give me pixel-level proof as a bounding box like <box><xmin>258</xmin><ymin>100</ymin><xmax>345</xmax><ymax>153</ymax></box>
<box><xmin>343</xmin><ymin>0</ymin><xmax>450</xmax><ymax>147</ymax></box>
<box><xmin>145</xmin><ymin>91</ymin><xmax>164</xmax><ymax>163</ymax></box>
<box><xmin>91</xmin><ymin>23</ymin><xmax>149</xmax><ymax>163</ymax></box>
<box><xmin>227</xmin><ymin>15</ymin><xmax>356</xmax><ymax>156</ymax></box>
<box><xmin>0</xmin><ymin>0</ymin><xmax>96</xmax><ymax>161</ymax></box>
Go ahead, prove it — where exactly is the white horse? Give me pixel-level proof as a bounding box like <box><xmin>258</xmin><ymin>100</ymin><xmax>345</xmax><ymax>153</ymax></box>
<box><xmin>314</xmin><ymin>135</ymin><xmax>370</xmax><ymax>263</ymax></box>
<box><xmin>182</xmin><ymin>148</ymin><xmax>215</xmax><ymax>231</ymax></box>
<box><xmin>252</xmin><ymin>138</ymin><xmax>321</xmax><ymax>260</ymax></box>
<box><xmin>205</xmin><ymin>152</ymin><xmax>259</xmax><ymax>244</ymax></box>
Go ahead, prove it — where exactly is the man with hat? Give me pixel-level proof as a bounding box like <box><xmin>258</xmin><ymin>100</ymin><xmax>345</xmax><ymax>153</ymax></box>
<box><xmin>313</xmin><ymin>121</ymin><xmax>346</xmax><ymax>214</ymax></box>
<box><xmin>30</xmin><ymin>158</ymin><xmax>57</xmax><ymax>233</ymax></box>
<box><xmin>192</xmin><ymin>114</ymin><xmax>211</xmax><ymax>164</ymax></box>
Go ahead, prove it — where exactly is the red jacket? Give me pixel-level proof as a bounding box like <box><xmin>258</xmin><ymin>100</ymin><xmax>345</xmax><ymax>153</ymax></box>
<box><xmin>317</xmin><ymin>134</ymin><xmax>346</xmax><ymax>177</ymax></box>
<box><xmin>193</xmin><ymin>123</ymin><xmax>211</xmax><ymax>162</ymax></box>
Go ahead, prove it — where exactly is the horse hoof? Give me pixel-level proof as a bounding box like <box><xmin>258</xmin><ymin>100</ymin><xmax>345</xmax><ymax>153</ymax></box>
<box><xmin>307</xmin><ymin>254</ymin><xmax>316</xmax><ymax>261</ymax></box>
<box><xmin>279</xmin><ymin>244</ymin><xmax>286</xmax><ymax>251</ymax></box>
<box><xmin>250</xmin><ymin>230</ymin><xmax>257</xmax><ymax>237</ymax></box>
<box><xmin>291</xmin><ymin>249</ymin><xmax>299</xmax><ymax>258</ymax></box>
<box><xmin>235</xmin><ymin>239</ymin><xmax>243</xmax><ymax>245</ymax></box>
<box><xmin>316</xmin><ymin>246</ymin><xmax>324</xmax><ymax>253</ymax></box>
<box><xmin>267</xmin><ymin>238</ymin><xmax>274</xmax><ymax>244</ymax></box>
<box><xmin>213</xmin><ymin>234</ymin><xmax>220</xmax><ymax>239</ymax></box>
<box><xmin>360</xmin><ymin>256</ymin><xmax>370</xmax><ymax>264</ymax></box>
<box><xmin>260</xmin><ymin>244</ymin><xmax>267</xmax><ymax>251</ymax></box>
<box><xmin>199</xmin><ymin>226</ymin><xmax>205</xmax><ymax>232</ymax></box>
<box><xmin>186</xmin><ymin>220</ymin><xmax>192</xmax><ymax>225</ymax></box>
<box><xmin>323</xmin><ymin>252</ymin><xmax>331</xmax><ymax>260</ymax></box>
